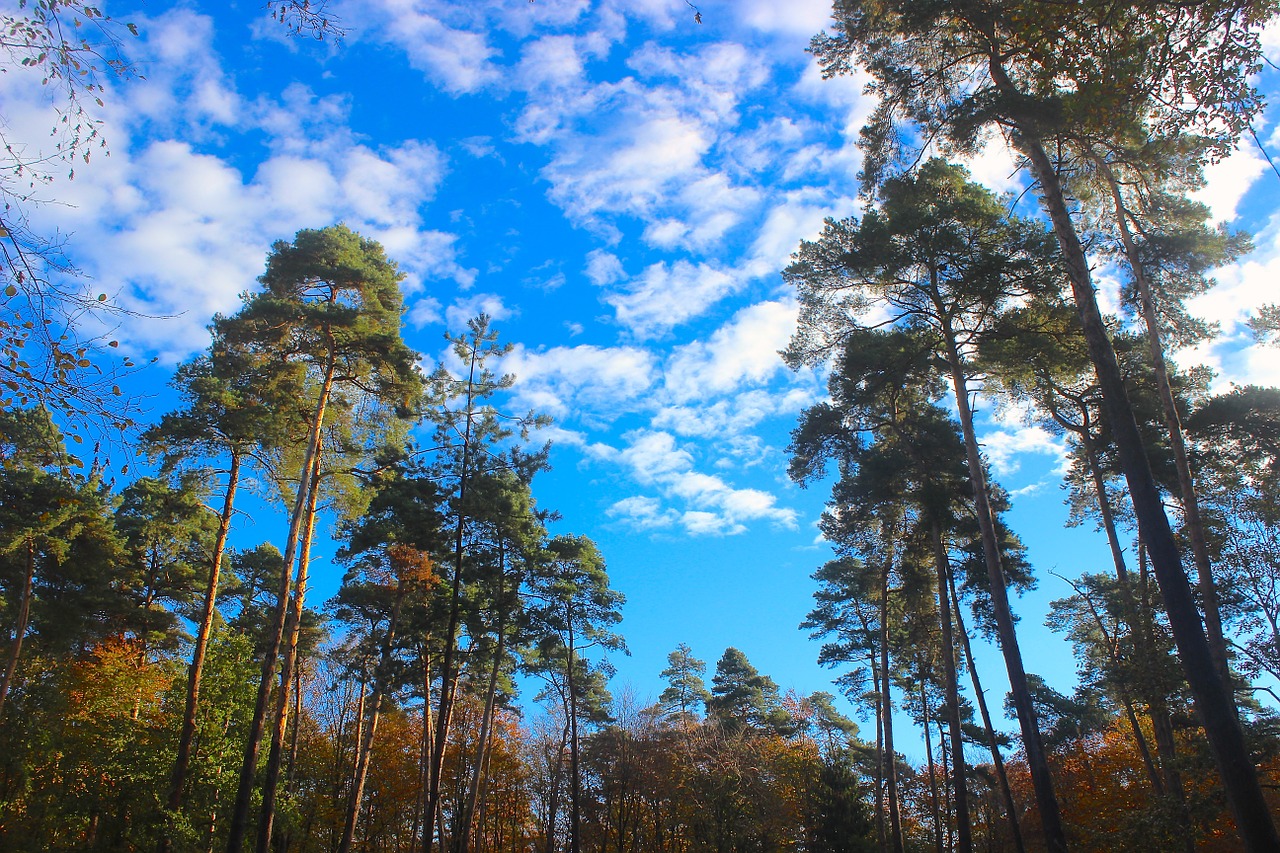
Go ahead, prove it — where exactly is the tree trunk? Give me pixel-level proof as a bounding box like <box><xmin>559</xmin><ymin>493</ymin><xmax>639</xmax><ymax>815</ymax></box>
<box><xmin>225</xmin><ymin>356</ymin><xmax>334</xmax><ymax>853</ymax></box>
<box><xmin>940</xmin><ymin>325</ymin><xmax>1067</xmax><ymax>853</ymax></box>
<box><xmin>1075</xmin><ymin>415</ymin><xmax>1187</xmax><ymax>810</ymax></box>
<box><xmin>460</xmin><ymin>541</ymin><xmax>508</xmax><ymax>850</ymax></box>
<box><xmin>166</xmin><ymin>450</ymin><xmax>243</xmax><ymax>835</ymax></box>
<box><xmin>1000</xmin><ymin>101</ymin><xmax>1277</xmax><ymax>848</ymax></box>
<box><xmin>413</xmin><ymin>642</ymin><xmax>436</xmax><ymax>853</ymax></box>
<box><xmin>947</xmin><ymin>565</ymin><xmax>1026</xmax><ymax>853</ymax></box>
<box><xmin>287</xmin><ymin>658</ymin><xmax>303</xmax><ymax>783</ymax></box>
<box><xmin>426</xmin><ymin>333</ymin><xmax>483</xmax><ymax>853</ymax></box>
<box><xmin>872</xmin><ymin>647</ymin><xmax>887</xmax><ymax>853</ymax></box>
<box><xmin>0</xmin><ymin>537</ymin><xmax>35</xmax><ymax>718</ymax></box>
<box><xmin>1098</xmin><ymin>161</ymin><xmax>1231</xmax><ymax>692</ymax></box>
<box><xmin>544</xmin><ymin>722</ymin><xmax>569</xmax><ymax>853</ymax></box>
<box><xmin>257</xmin><ymin>443</ymin><xmax>325</xmax><ymax>853</ymax></box>
<box><xmin>567</xmin><ymin>614</ymin><xmax>582</xmax><ymax>853</ymax></box>
<box><xmin>919</xmin><ymin>674</ymin><xmax>945</xmax><ymax>853</ymax></box>
<box><xmin>879</xmin><ymin>526</ymin><xmax>906</xmax><ymax>853</ymax></box>
<box><xmin>931</xmin><ymin>520</ymin><xmax>972</xmax><ymax>853</ymax></box>
<box><xmin>339</xmin><ymin>589</ymin><xmax>405</xmax><ymax>853</ymax></box>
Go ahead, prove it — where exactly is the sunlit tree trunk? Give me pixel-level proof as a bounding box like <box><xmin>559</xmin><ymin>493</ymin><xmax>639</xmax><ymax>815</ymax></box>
<box><xmin>938</xmin><ymin>315</ymin><xmax>1066</xmax><ymax>852</ymax></box>
<box><xmin>947</xmin><ymin>569</ymin><xmax>1025</xmax><ymax>853</ymax></box>
<box><xmin>0</xmin><ymin>538</ymin><xmax>35</xmax><ymax>718</ymax></box>
<box><xmin>1098</xmin><ymin>161</ymin><xmax>1230</xmax><ymax>690</ymax></box>
<box><xmin>880</xmin><ymin>524</ymin><xmax>905</xmax><ymax>853</ymax></box>
<box><xmin>931</xmin><ymin>520</ymin><xmax>971</xmax><ymax>853</ymax></box>
<box><xmin>166</xmin><ymin>450</ymin><xmax>242</xmax><ymax>834</ymax></box>
<box><xmin>257</xmin><ymin>441</ymin><xmax>325</xmax><ymax>852</ymax></box>
<box><xmin>226</xmin><ymin>357</ymin><xmax>333</xmax><ymax>853</ymax></box>
<box><xmin>992</xmin><ymin>56</ymin><xmax>1274</xmax><ymax>843</ymax></box>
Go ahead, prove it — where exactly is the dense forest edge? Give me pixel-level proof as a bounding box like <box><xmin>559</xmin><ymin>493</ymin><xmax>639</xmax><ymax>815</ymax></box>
<box><xmin>5</xmin><ymin>1</ymin><xmax>1280</xmax><ymax>852</ymax></box>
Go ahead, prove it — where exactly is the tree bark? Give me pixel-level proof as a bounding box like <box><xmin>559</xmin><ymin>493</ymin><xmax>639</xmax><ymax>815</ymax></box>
<box><xmin>1004</xmin><ymin>108</ymin><xmax>1277</xmax><ymax>849</ymax></box>
<box><xmin>940</xmin><ymin>323</ymin><xmax>1068</xmax><ymax>853</ymax></box>
<box><xmin>459</xmin><ymin>539</ymin><xmax>508</xmax><ymax>850</ymax></box>
<box><xmin>256</xmin><ymin>442</ymin><xmax>325</xmax><ymax>852</ymax></box>
<box><xmin>225</xmin><ymin>356</ymin><xmax>334</xmax><ymax>853</ymax></box>
<box><xmin>931</xmin><ymin>520</ymin><xmax>972</xmax><ymax>853</ymax></box>
<box><xmin>166</xmin><ymin>451</ymin><xmax>242</xmax><ymax>829</ymax></box>
<box><xmin>919</xmin><ymin>674</ymin><xmax>945</xmax><ymax>853</ymax></box>
<box><xmin>879</xmin><ymin>524</ymin><xmax>906</xmax><ymax>853</ymax></box>
<box><xmin>426</xmin><ymin>332</ymin><xmax>482</xmax><ymax>853</ymax></box>
<box><xmin>947</xmin><ymin>570</ymin><xmax>1025</xmax><ymax>853</ymax></box>
<box><xmin>0</xmin><ymin>537</ymin><xmax>35</xmax><ymax>718</ymax></box>
<box><xmin>339</xmin><ymin>587</ymin><xmax>406</xmax><ymax>853</ymax></box>
<box><xmin>1098</xmin><ymin>160</ymin><xmax>1232</xmax><ymax>693</ymax></box>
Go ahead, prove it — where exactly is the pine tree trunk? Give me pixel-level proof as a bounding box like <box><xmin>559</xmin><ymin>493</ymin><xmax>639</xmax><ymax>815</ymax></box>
<box><xmin>567</xmin><ymin>615</ymin><xmax>582</xmax><ymax>853</ymax></box>
<box><xmin>256</xmin><ymin>444</ymin><xmax>325</xmax><ymax>853</ymax></box>
<box><xmin>0</xmin><ymin>537</ymin><xmax>35</xmax><ymax>718</ymax></box>
<box><xmin>931</xmin><ymin>521</ymin><xmax>972</xmax><ymax>853</ymax></box>
<box><xmin>460</xmin><ymin>544</ymin><xmax>507</xmax><ymax>850</ymax></box>
<box><xmin>225</xmin><ymin>357</ymin><xmax>334</xmax><ymax>853</ymax></box>
<box><xmin>1098</xmin><ymin>162</ymin><xmax>1231</xmax><ymax>692</ymax></box>
<box><xmin>166</xmin><ymin>450</ymin><xmax>243</xmax><ymax>837</ymax></box>
<box><xmin>413</xmin><ymin>642</ymin><xmax>436</xmax><ymax>853</ymax></box>
<box><xmin>919</xmin><ymin>675</ymin><xmax>944</xmax><ymax>853</ymax></box>
<box><xmin>426</xmin><ymin>334</ymin><xmax>483</xmax><ymax>853</ymax></box>
<box><xmin>879</xmin><ymin>526</ymin><xmax>905</xmax><ymax>853</ymax></box>
<box><xmin>872</xmin><ymin>647</ymin><xmax>887</xmax><ymax>853</ymax></box>
<box><xmin>1075</xmin><ymin>417</ymin><xmax>1184</xmax><ymax>803</ymax></box>
<box><xmin>940</xmin><ymin>326</ymin><xmax>1067</xmax><ymax>853</ymax></box>
<box><xmin>339</xmin><ymin>588</ymin><xmax>405</xmax><ymax>853</ymax></box>
<box><xmin>947</xmin><ymin>567</ymin><xmax>1026</xmax><ymax>853</ymax></box>
<box><xmin>997</xmin><ymin>97</ymin><xmax>1277</xmax><ymax>848</ymax></box>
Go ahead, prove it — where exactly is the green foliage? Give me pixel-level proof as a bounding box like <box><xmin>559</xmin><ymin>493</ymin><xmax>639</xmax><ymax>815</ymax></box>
<box><xmin>707</xmin><ymin>647</ymin><xmax>792</xmax><ymax>735</ymax></box>
<box><xmin>814</xmin><ymin>0</ymin><xmax>1276</xmax><ymax>189</ymax></box>
<box><xmin>114</xmin><ymin>475</ymin><xmax>219</xmax><ymax>654</ymax></box>
<box><xmin>658</xmin><ymin>643</ymin><xmax>711</xmax><ymax>723</ymax></box>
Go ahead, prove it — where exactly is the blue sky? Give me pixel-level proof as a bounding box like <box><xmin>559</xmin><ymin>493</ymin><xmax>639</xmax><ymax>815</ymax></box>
<box><xmin>5</xmin><ymin>0</ymin><xmax>1280</xmax><ymax>757</ymax></box>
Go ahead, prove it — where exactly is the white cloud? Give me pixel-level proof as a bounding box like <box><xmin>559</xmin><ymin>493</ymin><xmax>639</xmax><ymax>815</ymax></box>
<box><xmin>981</xmin><ymin>426</ymin><xmax>1066</xmax><ymax>478</ymax></box>
<box><xmin>348</xmin><ymin>0</ymin><xmax>503</xmax><ymax>94</ymax></box>
<box><xmin>1196</xmin><ymin>143</ymin><xmax>1268</xmax><ymax>223</ymax></box>
<box><xmin>736</xmin><ymin>0</ymin><xmax>833</xmax><ymax>39</ymax></box>
<box><xmin>408</xmin><ymin>297</ymin><xmax>444</xmax><ymax>328</ymax></box>
<box><xmin>1180</xmin><ymin>209</ymin><xmax>1280</xmax><ymax>389</ymax></box>
<box><xmin>607</xmin><ymin>430</ymin><xmax>798</xmax><ymax>536</ymax></box>
<box><xmin>584</xmin><ymin>249</ymin><xmax>625</xmax><ymax>285</ymax></box>
<box><xmin>958</xmin><ymin>130</ymin><xmax>1023</xmax><ymax>196</ymax></box>
<box><xmin>605</xmin><ymin>260</ymin><xmax>741</xmax><ymax>337</ymax></box>
<box><xmin>607</xmin><ymin>495</ymin><xmax>678</xmax><ymax>530</ymax></box>
<box><xmin>516</xmin><ymin>34</ymin><xmax>590</xmax><ymax>90</ymax></box>
<box><xmin>653</xmin><ymin>387</ymin><xmax>814</xmax><ymax>441</ymax></box>
<box><xmin>505</xmin><ymin>344</ymin><xmax>657</xmax><ymax>420</ymax></box>
<box><xmin>5</xmin><ymin>11</ymin><xmax>469</xmax><ymax>361</ymax></box>
<box><xmin>445</xmin><ymin>293</ymin><xmax>512</xmax><ymax>329</ymax></box>
<box><xmin>664</xmin><ymin>300</ymin><xmax>797</xmax><ymax>401</ymax></box>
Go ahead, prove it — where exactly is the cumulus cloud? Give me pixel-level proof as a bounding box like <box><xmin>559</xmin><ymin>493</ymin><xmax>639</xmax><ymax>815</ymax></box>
<box><xmin>607</xmin><ymin>495</ymin><xmax>678</xmax><ymax>530</ymax></box>
<box><xmin>606</xmin><ymin>430</ymin><xmax>798</xmax><ymax>536</ymax></box>
<box><xmin>1180</xmin><ymin>207</ymin><xmax>1280</xmax><ymax>389</ymax></box>
<box><xmin>1196</xmin><ymin>144</ymin><xmax>1268</xmax><ymax>223</ymax></box>
<box><xmin>981</xmin><ymin>426</ymin><xmax>1067</xmax><ymax>478</ymax></box>
<box><xmin>6</xmin><ymin>9</ymin><xmax>469</xmax><ymax>361</ymax></box>
<box><xmin>505</xmin><ymin>344</ymin><xmax>658</xmax><ymax>420</ymax></box>
<box><xmin>346</xmin><ymin>0</ymin><xmax>503</xmax><ymax>94</ymax></box>
<box><xmin>663</xmin><ymin>300</ymin><xmax>797</xmax><ymax>402</ymax></box>
<box><xmin>604</xmin><ymin>260</ymin><xmax>741</xmax><ymax>337</ymax></box>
